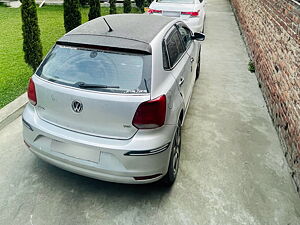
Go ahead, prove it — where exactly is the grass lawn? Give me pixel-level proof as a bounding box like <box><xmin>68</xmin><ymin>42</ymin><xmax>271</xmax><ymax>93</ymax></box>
<box><xmin>0</xmin><ymin>5</ymin><xmax>140</xmax><ymax>108</ymax></box>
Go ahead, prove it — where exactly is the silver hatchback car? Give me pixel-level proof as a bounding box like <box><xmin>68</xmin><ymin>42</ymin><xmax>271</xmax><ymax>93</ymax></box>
<box><xmin>23</xmin><ymin>14</ymin><xmax>205</xmax><ymax>185</ymax></box>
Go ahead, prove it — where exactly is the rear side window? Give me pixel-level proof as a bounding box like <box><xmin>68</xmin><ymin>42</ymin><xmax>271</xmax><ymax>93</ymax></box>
<box><xmin>36</xmin><ymin>45</ymin><xmax>151</xmax><ymax>94</ymax></box>
<box><xmin>166</xmin><ymin>30</ymin><xmax>185</xmax><ymax>68</ymax></box>
<box><xmin>162</xmin><ymin>41</ymin><xmax>169</xmax><ymax>70</ymax></box>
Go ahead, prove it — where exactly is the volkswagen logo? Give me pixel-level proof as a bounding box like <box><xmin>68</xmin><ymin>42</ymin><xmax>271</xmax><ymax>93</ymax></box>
<box><xmin>71</xmin><ymin>100</ymin><xmax>83</xmax><ymax>113</ymax></box>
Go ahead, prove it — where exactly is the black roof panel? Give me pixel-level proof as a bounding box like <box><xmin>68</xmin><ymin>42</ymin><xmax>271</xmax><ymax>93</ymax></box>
<box><xmin>58</xmin><ymin>14</ymin><xmax>175</xmax><ymax>53</ymax></box>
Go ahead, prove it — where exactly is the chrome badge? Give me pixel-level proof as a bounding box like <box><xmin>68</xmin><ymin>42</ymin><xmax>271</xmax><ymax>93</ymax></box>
<box><xmin>71</xmin><ymin>100</ymin><xmax>83</xmax><ymax>113</ymax></box>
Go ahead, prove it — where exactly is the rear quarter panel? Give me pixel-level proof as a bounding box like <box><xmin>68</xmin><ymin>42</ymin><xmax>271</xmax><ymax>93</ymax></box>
<box><xmin>150</xmin><ymin>22</ymin><xmax>184</xmax><ymax>126</ymax></box>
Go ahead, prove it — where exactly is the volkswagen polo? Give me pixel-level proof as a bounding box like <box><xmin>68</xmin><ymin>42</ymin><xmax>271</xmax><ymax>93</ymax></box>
<box><xmin>22</xmin><ymin>14</ymin><xmax>205</xmax><ymax>185</ymax></box>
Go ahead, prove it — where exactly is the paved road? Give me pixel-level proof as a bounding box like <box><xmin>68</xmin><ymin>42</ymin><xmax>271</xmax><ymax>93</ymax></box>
<box><xmin>1</xmin><ymin>0</ymin><xmax>300</xmax><ymax>224</ymax></box>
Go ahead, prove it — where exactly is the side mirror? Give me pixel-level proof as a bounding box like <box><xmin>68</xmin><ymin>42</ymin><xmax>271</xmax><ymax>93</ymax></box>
<box><xmin>191</xmin><ymin>32</ymin><xmax>205</xmax><ymax>41</ymax></box>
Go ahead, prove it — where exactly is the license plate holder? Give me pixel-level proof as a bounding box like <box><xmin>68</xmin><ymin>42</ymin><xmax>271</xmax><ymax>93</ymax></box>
<box><xmin>51</xmin><ymin>140</ymin><xmax>100</xmax><ymax>163</ymax></box>
<box><xmin>163</xmin><ymin>11</ymin><xmax>181</xmax><ymax>17</ymax></box>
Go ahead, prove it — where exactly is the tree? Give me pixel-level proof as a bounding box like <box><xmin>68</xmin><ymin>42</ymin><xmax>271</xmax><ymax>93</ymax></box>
<box><xmin>135</xmin><ymin>0</ymin><xmax>144</xmax><ymax>12</ymax></box>
<box><xmin>145</xmin><ymin>0</ymin><xmax>152</xmax><ymax>7</ymax></box>
<box><xmin>21</xmin><ymin>0</ymin><xmax>43</xmax><ymax>71</ymax></box>
<box><xmin>123</xmin><ymin>0</ymin><xmax>131</xmax><ymax>13</ymax></box>
<box><xmin>109</xmin><ymin>0</ymin><xmax>117</xmax><ymax>14</ymax></box>
<box><xmin>79</xmin><ymin>0</ymin><xmax>88</xmax><ymax>6</ymax></box>
<box><xmin>88</xmin><ymin>0</ymin><xmax>101</xmax><ymax>20</ymax></box>
<box><xmin>64</xmin><ymin>0</ymin><xmax>82</xmax><ymax>32</ymax></box>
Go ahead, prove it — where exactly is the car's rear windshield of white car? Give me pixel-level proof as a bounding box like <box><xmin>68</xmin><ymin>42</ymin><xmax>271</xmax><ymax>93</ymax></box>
<box><xmin>157</xmin><ymin>0</ymin><xmax>194</xmax><ymax>3</ymax></box>
<box><xmin>36</xmin><ymin>45</ymin><xmax>152</xmax><ymax>94</ymax></box>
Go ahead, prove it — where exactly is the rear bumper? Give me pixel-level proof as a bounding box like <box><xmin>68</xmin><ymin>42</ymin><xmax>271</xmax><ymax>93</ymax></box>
<box><xmin>150</xmin><ymin>12</ymin><xmax>205</xmax><ymax>33</ymax></box>
<box><xmin>22</xmin><ymin>104</ymin><xmax>176</xmax><ymax>184</ymax></box>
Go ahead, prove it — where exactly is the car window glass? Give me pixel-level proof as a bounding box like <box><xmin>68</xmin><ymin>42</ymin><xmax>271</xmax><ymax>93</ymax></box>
<box><xmin>36</xmin><ymin>45</ymin><xmax>152</xmax><ymax>93</ymax></box>
<box><xmin>166</xmin><ymin>30</ymin><xmax>185</xmax><ymax>68</ymax></box>
<box><xmin>162</xmin><ymin>41</ymin><xmax>169</xmax><ymax>69</ymax></box>
<box><xmin>178</xmin><ymin>26</ymin><xmax>192</xmax><ymax>49</ymax></box>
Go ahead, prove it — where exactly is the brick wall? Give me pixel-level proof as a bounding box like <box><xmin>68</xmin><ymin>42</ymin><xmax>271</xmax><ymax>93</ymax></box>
<box><xmin>230</xmin><ymin>0</ymin><xmax>300</xmax><ymax>193</ymax></box>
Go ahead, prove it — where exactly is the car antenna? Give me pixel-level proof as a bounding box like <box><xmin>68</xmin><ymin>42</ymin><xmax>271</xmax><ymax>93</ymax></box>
<box><xmin>103</xmin><ymin>18</ymin><xmax>113</xmax><ymax>32</ymax></box>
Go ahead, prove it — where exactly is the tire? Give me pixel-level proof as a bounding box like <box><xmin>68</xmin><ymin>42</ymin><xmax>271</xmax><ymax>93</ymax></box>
<box><xmin>195</xmin><ymin>47</ymin><xmax>201</xmax><ymax>81</ymax></box>
<box><xmin>160</xmin><ymin>121</ymin><xmax>182</xmax><ymax>186</ymax></box>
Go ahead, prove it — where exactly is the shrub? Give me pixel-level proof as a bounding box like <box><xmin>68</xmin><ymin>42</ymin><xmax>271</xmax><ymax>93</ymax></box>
<box><xmin>109</xmin><ymin>0</ymin><xmax>117</xmax><ymax>14</ymax></box>
<box><xmin>21</xmin><ymin>0</ymin><xmax>43</xmax><ymax>71</ymax></box>
<box><xmin>64</xmin><ymin>0</ymin><xmax>82</xmax><ymax>32</ymax></box>
<box><xmin>79</xmin><ymin>0</ymin><xmax>89</xmax><ymax>6</ymax></box>
<box><xmin>135</xmin><ymin>0</ymin><xmax>144</xmax><ymax>12</ymax></box>
<box><xmin>144</xmin><ymin>0</ymin><xmax>152</xmax><ymax>7</ymax></box>
<box><xmin>88</xmin><ymin>0</ymin><xmax>101</xmax><ymax>20</ymax></box>
<box><xmin>248</xmin><ymin>60</ymin><xmax>255</xmax><ymax>73</ymax></box>
<box><xmin>123</xmin><ymin>0</ymin><xmax>131</xmax><ymax>13</ymax></box>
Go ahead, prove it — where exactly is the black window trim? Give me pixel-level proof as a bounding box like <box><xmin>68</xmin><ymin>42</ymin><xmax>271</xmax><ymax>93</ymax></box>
<box><xmin>162</xmin><ymin>23</ymin><xmax>193</xmax><ymax>71</ymax></box>
<box><xmin>162</xmin><ymin>39</ymin><xmax>171</xmax><ymax>70</ymax></box>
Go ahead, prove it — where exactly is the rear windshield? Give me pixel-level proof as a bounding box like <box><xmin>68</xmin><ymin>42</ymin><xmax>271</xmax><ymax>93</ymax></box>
<box><xmin>157</xmin><ymin>0</ymin><xmax>194</xmax><ymax>3</ymax></box>
<box><xmin>36</xmin><ymin>45</ymin><xmax>152</xmax><ymax>94</ymax></box>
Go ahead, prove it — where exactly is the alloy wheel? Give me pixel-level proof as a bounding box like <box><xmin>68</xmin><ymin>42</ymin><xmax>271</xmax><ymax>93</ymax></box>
<box><xmin>172</xmin><ymin>126</ymin><xmax>181</xmax><ymax>176</ymax></box>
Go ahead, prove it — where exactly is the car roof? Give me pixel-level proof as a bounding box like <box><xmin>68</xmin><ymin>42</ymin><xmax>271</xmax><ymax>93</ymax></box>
<box><xmin>57</xmin><ymin>14</ymin><xmax>175</xmax><ymax>54</ymax></box>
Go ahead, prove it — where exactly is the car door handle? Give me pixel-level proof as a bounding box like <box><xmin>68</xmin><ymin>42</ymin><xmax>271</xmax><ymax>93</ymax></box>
<box><xmin>179</xmin><ymin>77</ymin><xmax>185</xmax><ymax>86</ymax></box>
<box><xmin>190</xmin><ymin>57</ymin><xmax>194</xmax><ymax>63</ymax></box>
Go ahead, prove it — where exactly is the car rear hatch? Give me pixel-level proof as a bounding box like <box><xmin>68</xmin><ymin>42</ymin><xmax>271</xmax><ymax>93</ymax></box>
<box><xmin>34</xmin><ymin>44</ymin><xmax>152</xmax><ymax>140</ymax></box>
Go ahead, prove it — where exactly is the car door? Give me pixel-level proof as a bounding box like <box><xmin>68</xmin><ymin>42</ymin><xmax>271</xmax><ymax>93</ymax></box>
<box><xmin>164</xmin><ymin>26</ymin><xmax>190</xmax><ymax>108</ymax></box>
<box><xmin>177</xmin><ymin>24</ymin><xmax>198</xmax><ymax>101</ymax></box>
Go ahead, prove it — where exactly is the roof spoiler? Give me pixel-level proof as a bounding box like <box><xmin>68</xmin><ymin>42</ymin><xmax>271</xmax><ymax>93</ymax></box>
<box><xmin>56</xmin><ymin>41</ymin><xmax>152</xmax><ymax>55</ymax></box>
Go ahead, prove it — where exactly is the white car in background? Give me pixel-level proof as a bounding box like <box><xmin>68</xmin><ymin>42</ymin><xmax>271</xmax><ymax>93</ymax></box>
<box><xmin>148</xmin><ymin>0</ymin><xmax>206</xmax><ymax>33</ymax></box>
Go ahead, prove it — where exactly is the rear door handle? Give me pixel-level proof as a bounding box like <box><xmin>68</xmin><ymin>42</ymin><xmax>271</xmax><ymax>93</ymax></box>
<box><xmin>179</xmin><ymin>77</ymin><xmax>185</xmax><ymax>86</ymax></box>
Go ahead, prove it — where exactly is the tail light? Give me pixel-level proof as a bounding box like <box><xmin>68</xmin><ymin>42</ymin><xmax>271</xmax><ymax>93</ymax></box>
<box><xmin>132</xmin><ymin>95</ymin><xmax>166</xmax><ymax>129</ymax></box>
<box><xmin>181</xmin><ymin>10</ymin><xmax>200</xmax><ymax>17</ymax></box>
<box><xmin>148</xmin><ymin>9</ymin><xmax>162</xmax><ymax>14</ymax></box>
<box><xmin>27</xmin><ymin>78</ymin><xmax>37</xmax><ymax>105</ymax></box>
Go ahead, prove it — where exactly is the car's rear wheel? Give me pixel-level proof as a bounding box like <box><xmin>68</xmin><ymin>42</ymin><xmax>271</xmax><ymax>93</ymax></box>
<box><xmin>195</xmin><ymin>47</ymin><xmax>201</xmax><ymax>80</ymax></box>
<box><xmin>160</xmin><ymin>121</ymin><xmax>182</xmax><ymax>186</ymax></box>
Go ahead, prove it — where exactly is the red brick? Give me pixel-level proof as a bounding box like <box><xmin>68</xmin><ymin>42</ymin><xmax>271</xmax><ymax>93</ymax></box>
<box><xmin>231</xmin><ymin>0</ymin><xmax>300</xmax><ymax>194</ymax></box>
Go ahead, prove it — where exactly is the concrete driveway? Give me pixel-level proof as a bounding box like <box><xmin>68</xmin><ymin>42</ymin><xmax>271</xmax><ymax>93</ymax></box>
<box><xmin>1</xmin><ymin>0</ymin><xmax>300</xmax><ymax>224</ymax></box>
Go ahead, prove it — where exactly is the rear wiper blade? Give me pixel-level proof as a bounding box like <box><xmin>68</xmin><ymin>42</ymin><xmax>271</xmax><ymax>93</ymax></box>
<box><xmin>76</xmin><ymin>82</ymin><xmax>119</xmax><ymax>89</ymax></box>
